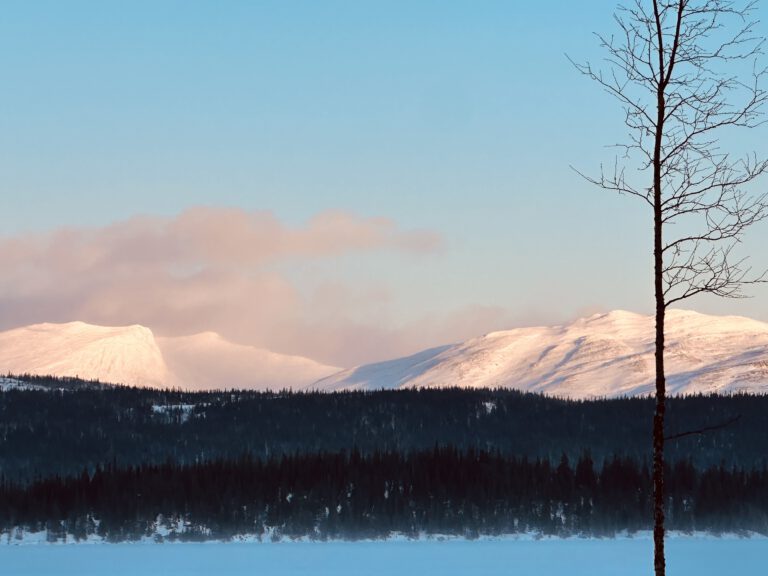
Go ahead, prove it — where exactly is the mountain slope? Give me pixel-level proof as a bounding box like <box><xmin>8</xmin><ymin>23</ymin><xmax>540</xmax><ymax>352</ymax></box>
<box><xmin>0</xmin><ymin>322</ymin><xmax>170</xmax><ymax>388</ymax></box>
<box><xmin>0</xmin><ymin>322</ymin><xmax>338</xmax><ymax>390</ymax></box>
<box><xmin>313</xmin><ymin>310</ymin><xmax>768</xmax><ymax>398</ymax></box>
<box><xmin>157</xmin><ymin>332</ymin><xmax>339</xmax><ymax>391</ymax></box>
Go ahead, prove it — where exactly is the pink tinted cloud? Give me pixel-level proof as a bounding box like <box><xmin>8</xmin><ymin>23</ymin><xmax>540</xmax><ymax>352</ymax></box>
<box><xmin>0</xmin><ymin>207</ymin><xmax>444</xmax><ymax>365</ymax></box>
<box><xmin>269</xmin><ymin>305</ymin><xmax>524</xmax><ymax>367</ymax></box>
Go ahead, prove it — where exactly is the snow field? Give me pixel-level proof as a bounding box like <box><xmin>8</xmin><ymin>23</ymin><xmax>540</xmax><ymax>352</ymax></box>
<box><xmin>1</xmin><ymin>536</ymin><xmax>766</xmax><ymax>576</ymax></box>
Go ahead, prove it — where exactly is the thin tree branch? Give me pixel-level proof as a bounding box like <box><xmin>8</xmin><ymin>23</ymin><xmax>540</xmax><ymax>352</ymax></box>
<box><xmin>665</xmin><ymin>414</ymin><xmax>742</xmax><ymax>441</ymax></box>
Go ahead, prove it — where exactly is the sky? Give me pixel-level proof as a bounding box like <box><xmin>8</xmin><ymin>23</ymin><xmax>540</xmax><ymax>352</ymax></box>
<box><xmin>2</xmin><ymin>1</ymin><xmax>768</xmax><ymax>367</ymax></box>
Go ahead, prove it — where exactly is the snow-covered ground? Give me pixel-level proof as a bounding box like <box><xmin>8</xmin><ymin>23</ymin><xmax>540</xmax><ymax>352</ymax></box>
<box><xmin>0</xmin><ymin>377</ymin><xmax>46</xmax><ymax>391</ymax></box>
<box><xmin>0</xmin><ymin>535</ymin><xmax>764</xmax><ymax>576</ymax></box>
<box><xmin>151</xmin><ymin>403</ymin><xmax>198</xmax><ymax>422</ymax></box>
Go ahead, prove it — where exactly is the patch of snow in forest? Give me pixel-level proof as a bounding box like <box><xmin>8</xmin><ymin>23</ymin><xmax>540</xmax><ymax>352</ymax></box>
<box><xmin>151</xmin><ymin>404</ymin><xmax>197</xmax><ymax>422</ymax></box>
<box><xmin>0</xmin><ymin>377</ymin><xmax>46</xmax><ymax>391</ymax></box>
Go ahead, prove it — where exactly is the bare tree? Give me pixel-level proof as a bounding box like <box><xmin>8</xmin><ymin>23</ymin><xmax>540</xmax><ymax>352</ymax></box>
<box><xmin>572</xmin><ymin>1</ymin><xmax>768</xmax><ymax>574</ymax></box>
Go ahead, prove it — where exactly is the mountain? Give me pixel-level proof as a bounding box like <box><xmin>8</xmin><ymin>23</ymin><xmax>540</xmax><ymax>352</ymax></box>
<box><xmin>4</xmin><ymin>310</ymin><xmax>768</xmax><ymax>396</ymax></box>
<box><xmin>0</xmin><ymin>322</ymin><xmax>170</xmax><ymax>388</ymax></box>
<box><xmin>157</xmin><ymin>332</ymin><xmax>339</xmax><ymax>391</ymax></box>
<box><xmin>0</xmin><ymin>322</ymin><xmax>338</xmax><ymax>390</ymax></box>
<box><xmin>312</xmin><ymin>309</ymin><xmax>768</xmax><ymax>398</ymax></box>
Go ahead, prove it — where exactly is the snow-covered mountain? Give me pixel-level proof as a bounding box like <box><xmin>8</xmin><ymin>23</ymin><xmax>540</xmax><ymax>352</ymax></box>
<box><xmin>4</xmin><ymin>310</ymin><xmax>768</xmax><ymax>396</ymax></box>
<box><xmin>0</xmin><ymin>322</ymin><xmax>170</xmax><ymax>388</ymax></box>
<box><xmin>312</xmin><ymin>310</ymin><xmax>768</xmax><ymax>398</ymax></box>
<box><xmin>157</xmin><ymin>332</ymin><xmax>340</xmax><ymax>391</ymax></box>
<box><xmin>0</xmin><ymin>321</ymin><xmax>338</xmax><ymax>390</ymax></box>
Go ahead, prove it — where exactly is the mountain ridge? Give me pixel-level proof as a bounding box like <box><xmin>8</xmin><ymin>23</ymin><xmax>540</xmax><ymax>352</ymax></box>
<box><xmin>312</xmin><ymin>309</ymin><xmax>768</xmax><ymax>398</ymax></box>
<box><xmin>2</xmin><ymin>310</ymin><xmax>767</xmax><ymax>396</ymax></box>
<box><xmin>0</xmin><ymin>321</ymin><xmax>338</xmax><ymax>390</ymax></box>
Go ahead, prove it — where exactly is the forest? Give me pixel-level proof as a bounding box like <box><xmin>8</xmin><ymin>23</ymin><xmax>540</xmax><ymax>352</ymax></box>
<box><xmin>2</xmin><ymin>377</ymin><xmax>767</xmax><ymax>482</ymax></box>
<box><xmin>2</xmin><ymin>449</ymin><xmax>767</xmax><ymax>542</ymax></box>
<box><xmin>1</xmin><ymin>376</ymin><xmax>767</xmax><ymax>541</ymax></box>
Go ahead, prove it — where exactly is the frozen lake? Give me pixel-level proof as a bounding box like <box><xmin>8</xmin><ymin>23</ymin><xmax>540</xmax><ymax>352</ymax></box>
<box><xmin>1</xmin><ymin>536</ymin><xmax>765</xmax><ymax>576</ymax></box>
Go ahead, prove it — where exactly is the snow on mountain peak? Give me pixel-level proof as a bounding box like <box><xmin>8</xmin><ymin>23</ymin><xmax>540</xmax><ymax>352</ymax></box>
<box><xmin>3</xmin><ymin>310</ymin><xmax>767</xmax><ymax>397</ymax></box>
<box><xmin>312</xmin><ymin>309</ymin><xmax>768</xmax><ymax>398</ymax></box>
<box><xmin>0</xmin><ymin>321</ymin><xmax>170</xmax><ymax>388</ymax></box>
<box><xmin>0</xmin><ymin>321</ymin><xmax>338</xmax><ymax>391</ymax></box>
<box><xmin>0</xmin><ymin>322</ymin><xmax>168</xmax><ymax>386</ymax></box>
<box><xmin>157</xmin><ymin>332</ymin><xmax>339</xmax><ymax>391</ymax></box>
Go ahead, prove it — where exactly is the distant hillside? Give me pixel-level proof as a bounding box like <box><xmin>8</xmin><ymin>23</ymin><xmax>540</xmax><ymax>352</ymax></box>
<box><xmin>4</xmin><ymin>310</ymin><xmax>768</xmax><ymax>397</ymax></box>
<box><xmin>314</xmin><ymin>310</ymin><xmax>768</xmax><ymax>398</ymax></box>
<box><xmin>0</xmin><ymin>321</ymin><xmax>338</xmax><ymax>390</ymax></box>
<box><xmin>0</xmin><ymin>322</ymin><xmax>169</xmax><ymax>388</ymax></box>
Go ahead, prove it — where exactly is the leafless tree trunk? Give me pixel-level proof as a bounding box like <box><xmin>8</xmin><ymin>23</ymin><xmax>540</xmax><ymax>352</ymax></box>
<box><xmin>572</xmin><ymin>2</ymin><xmax>768</xmax><ymax>574</ymax></box>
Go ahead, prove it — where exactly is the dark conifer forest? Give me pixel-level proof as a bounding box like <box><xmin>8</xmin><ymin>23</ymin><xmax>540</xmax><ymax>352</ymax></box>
<box><xmin>1</xmin><ymin>376</ymin><xmax>767</xmax><ymax>541</ymax></box>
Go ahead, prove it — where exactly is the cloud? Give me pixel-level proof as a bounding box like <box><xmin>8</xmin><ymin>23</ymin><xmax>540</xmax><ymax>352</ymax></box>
<box><xmin>288</xmin><ymin>305</ymin><xmax>522</xmax><ymax>368</ymax></box>
<box><xmin>0</xmin><ymin>207</ymin><xmax>446</xmax><ymax>366</ymax></box>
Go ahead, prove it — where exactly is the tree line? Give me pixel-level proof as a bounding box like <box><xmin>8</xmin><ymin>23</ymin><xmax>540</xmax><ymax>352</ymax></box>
<box><xmin>2</xmin><ymin>447</ymin><xmax>767</xmax><ymax>542</ymax></box>
<box><xmin>1</xmin><ymin>384</ymin><xmax>767</xmax><ymax>483</ymax></box>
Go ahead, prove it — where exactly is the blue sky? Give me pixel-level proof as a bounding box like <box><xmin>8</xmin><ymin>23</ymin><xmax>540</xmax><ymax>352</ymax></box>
<box><xmin>2</xmin><ymin>1</ymin><xmax>767</xmax><ymax>365</ymax></box>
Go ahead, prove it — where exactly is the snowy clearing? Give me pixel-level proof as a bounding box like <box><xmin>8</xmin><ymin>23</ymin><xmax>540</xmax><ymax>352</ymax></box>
<box><xmin>0</xmin><ymin>536</ymin><xmax>765</xmax><ymax>576</ymax></box>
<box><xmin>0</xmin><ymin>377</ymin><xmax>46</xmax><ymax>392</ymax></box>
